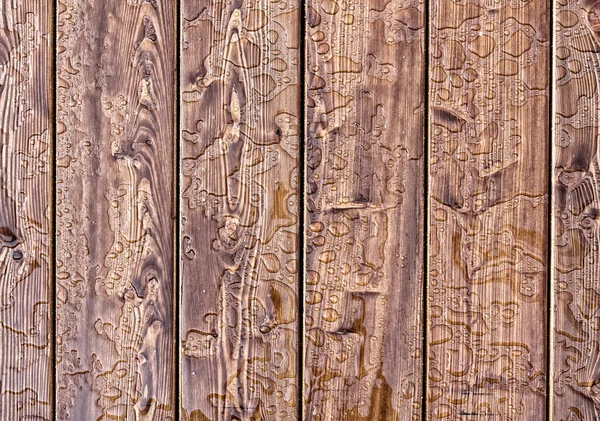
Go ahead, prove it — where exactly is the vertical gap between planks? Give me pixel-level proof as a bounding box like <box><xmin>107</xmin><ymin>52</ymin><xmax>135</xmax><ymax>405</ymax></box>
<box><xmin>51</xmin><ymin>0</ymin><xmax>58</xmax><ymax>417</ymax></box>
<box><xmin>547</xmin><ymin>0</ymin><xmax>555</xmax><ymax>418</ymax></box>
<box><xmin>175</xmin><ymin>0</ymin><xmax>182</xmax><ymax>418</ymax></box>
<box><xmin>298</xmin><ymin>0</ymin><xmax>307</xmax><ymax>419</ymax></box>
<box><xmin>421</xmin><ymin>0</ymin><xmax>431</xmax><ymax>419</ymax></box>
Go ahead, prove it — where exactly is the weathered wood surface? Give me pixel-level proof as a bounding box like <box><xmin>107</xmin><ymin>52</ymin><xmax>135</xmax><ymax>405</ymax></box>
<box><xmin>0</xmin><ymin>1</ymin><xmax>52</xmax><ymax>419</ymax></box>
<box><xmin>4</xmin><ymin>1</ymin><xmax>600</xmax><ymax>419</ymax></box>
<box><xmin>553</xmin><ymin>0</ymin><xmax>600</xmax><ymax>419</ymax></box>
<box><xmin>180</xmin><ymin>0</ymin><xmax>300</xmax><ymax>420</ymax></box>
<box><xmin>303</xmin><ymin>1</ymin><xmax>426</xmax><ymax>420</ymax></box>
<box><xmin>55</xmin><ymin>0</ymin><xmax>176</xmax><ymax>419</ymax></box>
<box><xmin>427</xmin><ymin>0</ymin><xmax>549</xmax><ymax>419</ymax></box>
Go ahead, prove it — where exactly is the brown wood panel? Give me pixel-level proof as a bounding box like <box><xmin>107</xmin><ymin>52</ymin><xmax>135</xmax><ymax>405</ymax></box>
<box><xmin>303</xmin><ymin>1</ymin><xmax>426</xmax><ymax>420</ymax></box>
<box><xmin>55</xmin><ymin>0</ymin><xmax>176</xmax><ymax>419</ymax></box>
<box><xmin>427</xmin><ymin>0</ymin><xmax>549</xmax><ymax>418</ymax></box>
<box><xmin>180</xmin><ymin>1</ymin><xmax>300</xmax><ymax>419</ymax></box>
<box><xmin>0</xmin><ymin>1</ymin><xmax>52</xmax><ymax>419</ymax></box>
<box><xmin>553</xmin><ymin>0</ymin><xmax>600</xmax><ymax>418</ymax></box>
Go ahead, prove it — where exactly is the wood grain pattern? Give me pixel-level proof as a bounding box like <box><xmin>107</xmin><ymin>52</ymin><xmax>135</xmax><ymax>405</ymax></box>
<box><xmin>180</xmin><ymin>1</ymin><xmax>300</xmax><ymax>420</ymax></box>
<box><xmin>553</xmin><ymin>0</ymin><xmax>600</xmax><ymax>418</ymax></box>
<box><xmin>55</xmin><ymin>0</ymin><xmax>176</xmax><ymax>419</ymax></box>
<box><xmin>427</xmin><ymin>0</ymin><xmax>549</xmax><ymax>418</ymax></box>
<box><xmin>0</xmin><ymin>2</ymin><xmax>591</xmax><ymax>419</ymax></box>
<box><xmin>303</xmin><ymin>1</ymin><xmax>426</xmax><ymax>420</ymax></box>
<box><xmin>0</xmin><ymin>1</ymin><xmax>52</xmax><ymax>419</ymax></box>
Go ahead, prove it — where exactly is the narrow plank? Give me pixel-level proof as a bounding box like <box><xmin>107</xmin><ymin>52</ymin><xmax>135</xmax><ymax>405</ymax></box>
<box><xmin>427</xmin><ymin>0</ymin><xmax>549</xmax><ymax>418</ymax></box>
<box><xmin>553</xmin><ymin>1</ymin><xmax>600</xmax><ymax>418</ymax></box>
<box><xmin>303</xmin><ymin>0</ymin><xmax>426</xmax><ymax>419</ymax></box>
<box><xmin>180</xmin><ymin>0</ymin><xmax>301</xmax><ymax>419</ymax></box>
<box><xmin>0</xmin><ymin>1</ymin><xmax>52</xmax><ymax>419</ymax></box>
<box><xmin>55</xmin><ymin>0</ymin><xmax>176</xmax><ymax>419</ymax></box>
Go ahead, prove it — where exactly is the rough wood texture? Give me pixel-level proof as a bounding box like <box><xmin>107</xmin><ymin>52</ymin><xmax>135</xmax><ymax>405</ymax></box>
<box><xmin>180</xmin><ymin>1</ymin><xmax>300</xmax><ymax>419</ymax></box>
<box><xmin>427</xmin><ymin>0</ymin><xmax>549</xmax><ymax>418</ymax></box>
<box><xmin>303</xmin><ymin>1</ymin><xmax>425</xmax><ymax>419</ymax></box>
<box><xmin>0</xmin><ymin>1</ymin><xmax>592</xmax><ymax>418</ymax></box>
<box><xmin>55</xmin><ymin>0</ymin><xmax>176</xmax><ymax>419</ymax></box>
<box><xmin>0</xmin><ymin>1</ymin><xmax>52</xmax><ymax>419</ymax></box>
<box><xmin>553</xmin><ymin>0</ymin><xmax>600</xmax><ymax>418</ymax></box>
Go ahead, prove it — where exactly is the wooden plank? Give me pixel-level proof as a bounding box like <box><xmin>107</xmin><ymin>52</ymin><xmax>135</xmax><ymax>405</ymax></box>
<box><xmin>427</xmin><ymin>0</ymin><xmax>549</xmax><ymax>418</ymax></box>
<box><xmin>180</xmin><ymin>0</ymin><xmax>301</xmax><ymax>419</ymax></box>
<box><xmin>303</xmin><ymin>1</ymin><xmax>426</xmax><ymax>419</ymax></box>
<box><xmin>55</xmin><ymin>0</ymin><xmax>176</xmax><ymax>419</ymax></box>
<box><xmin>0</xmin><ymin>1</ymin><xmax>52</xmax><ymax>419</ymax></box>
<box><xmin>553</xmin><ymin>0</ymin><xmax>600</xmax><ymax>418</ymax></box>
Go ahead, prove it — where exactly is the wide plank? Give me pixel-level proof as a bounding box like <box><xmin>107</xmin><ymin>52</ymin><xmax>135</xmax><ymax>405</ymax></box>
<box><xmin>553</xmin><ymin>0</ymin><xmax>600</xmax><ymax>418</ymax></box>
<box><xmin>427</xmin><ymin>0</ymin><xmax>549</xmax><ymax>418</ymax></box>
<box><xmin>303</xmin><ymin>0</ymin><xmax>426</xmax><ymax>419</ymax></box>
<box><xmin>180</xmin><ymin>0</ymin><xmax>301</xmax><ymax>419</ymax></box>
<box><xmin>55</xmin><ymin>0</ymin><xmax>176</xmax><ymax>419</ymax></box>
<box><xmin>0</xmin><ymin>1</ymin><xmax>52</xmax><ymax>419</ymax></box>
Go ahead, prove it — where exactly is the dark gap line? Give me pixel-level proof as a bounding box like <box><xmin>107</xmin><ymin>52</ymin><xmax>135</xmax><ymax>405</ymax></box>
<box><xmin>546</xmin><ymin>1</ymin><xmax>555</xmax><ymax>419</ymax></box>
<box><xmin>298</xmin><ymin>0</ymin><xmax>307</xmax><ymax>419</ymax></box>
<box><xmin>421</xmin><ymin>0</ymin><xmax>430</xmax><ymax>420</ymax></box>
<box><xmin>51</xmin><ymin>0</ymin><xmax>58</xmax><ymax>417</ymax></box>
<box><xmin>175</xmin><ymin>0</ymin><xmax>182</xmax><ymax>418</ymax></box>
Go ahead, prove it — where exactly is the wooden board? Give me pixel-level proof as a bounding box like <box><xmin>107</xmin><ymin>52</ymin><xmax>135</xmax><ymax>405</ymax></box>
<box><xmin>427</xmin><ymin>0</ymin><xmax>549</xmax><ymax>419</ymax></box>
<box><xmin>553</xmin><ymin>0</ymin><xmax>600</xmax><ymax>418</ymax></box>
<box><xmin>303</xmin><ymin>1</ymin><xmax>426</xmax><ymax>420</ymax></box>
<box><xmin>180</xmin><ymin>1</ymin><xmax>301</xmax><ymax>419</ymax></box>
<box><xmin>55</xmin><ymin>0</ymin><xmax>176</xmax><ymax>419</ymax></box>
<box><xmin>0</xmin><ymin>1</ymin><xmax>52</xmax><ymax>419</ymax></box>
